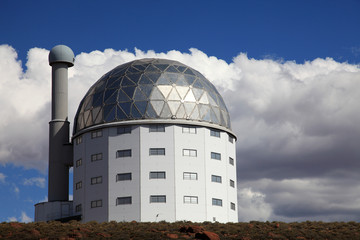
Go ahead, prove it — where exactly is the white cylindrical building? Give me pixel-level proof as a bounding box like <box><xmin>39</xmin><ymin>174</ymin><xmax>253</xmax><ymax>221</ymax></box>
<box><xmin>72</xmin><ymin>58</ymin><xmax>238</xmax><ymax>222</ymax></box>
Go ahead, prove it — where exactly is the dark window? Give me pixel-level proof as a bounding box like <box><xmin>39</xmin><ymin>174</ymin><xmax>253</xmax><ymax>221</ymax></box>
<box><xmin>116</xmin><ymin>196</ymin><xmax>132</xmax><ymax>205</ymax></box>
<box><xmin>231</xmin><ymin>202</ymin><xmax>236</xmax><ymax>210</ymax></box>
<box><xmin>183</xmin><ymin>172</ymin><xmax>198</xmax><ymax>180</ymax></box>
<box><xmin>75</xmin><ymin>204</ymin><xmax>82</xmax><ymax>212</ymax></box>
<box><xmin>150</xmin><ymin>195</ymin><xmax>166</xmax><ymax>203</ymax></box>
<box><xmin>75</xmin><ymin>136</ymin><xmax>82</xmax><ymax>145</ymax></box>
<box><xmin>91</xmin><ymin>130</ymin><xmax>102</xmax><ymax>138</ymax></box>
<box><xmin>117</xmin><ymin>149</ymin><xmax>132</xmax><ymax>158</ymax></box>
<box><xmin>117</xmin><ymin>126</ymin><xmax>131</xmax><ymax>135</ymax></box>
<box><xmin>182</xmin><ymin>126</ymin><xmax>197</xmax><ymax>134</ymax></box>
<box><xmin>91</xmin><ymin>153</ymin><xmax>102</xmax><ymax>162</ymax></box>
<box><xmin>91</xmin><ymin>199</ymin><xmax>102</xmax><ymax>208</ymax></box>
<box><xmin>229</xmin><ymin>157</ymin><xmax>234</xmax><ymax>165</ymax></box>
<box><xmin>210</xmin><ymin>129</ymin><xmax>220</xmax><ymax>138</ymax></box>
<box><xmin>76</xmin><ymin>158</ymin><xmax>82</xmax><ymax>167</ymax></box>
<box><xmin>75</xmin><ymin>181</ymin><xmax>82</xmax><ymax>190</ymax></box>
<box><xmin>149</xmin><ymin>148</ymin><xmax>165</xmax><ymax>155</ymax></box>
<box><xmin>228</xmin><ymin>135</ymin><xmax>234</xmax><ymax>143</ymax></box>
<box><xmin>230</xmin><ymin>180</ymin><xmax>235</xmax><ymax>188</ymax></box>
<box><xmin>184</xmin><ymin>196</ymin><xmax>198</xmax><ymax>204</ymax></box>
<box><xmin>212</xmin><ymin>198</ymin><xmax>222</xmax><ymax>206</ymax></box>
<box><xmin>149</xmin><ymin>171</ymin><xmax>166</xmax><ymax>179</ymax></box>
<box><xmin>149</xmin><ymin>125</ymin><xmax>165</xmax><ymax>132</ymax></box>
<box><xmin>183</xmin><ymin>149</ymin><xmax>197</xmax><ymax>157</ymax></box>
<box><xmin>91</xmin><ymin>176</ymin><xmax>102</xmax><ymax>185</ymax></box>
<box><xmin>211</xmin><ymin>152</ymin><xmax>221</xmax><ymax>160</ymax></box>
<box><xmin>116</xmin><ymin>173</ymin><xmax>132</xmax><ymax>181</ymax></box>
<box><xmin>211</xmin><ymin>175</ymin><xmax>222</xmax><ymax>183</ymax></box>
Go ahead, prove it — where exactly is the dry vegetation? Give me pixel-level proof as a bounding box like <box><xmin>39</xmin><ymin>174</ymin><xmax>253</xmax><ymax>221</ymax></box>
<box><xmin>0</xmin><ymin>220</ymin><xmax>359</xmax><ymax>240</ymax></box>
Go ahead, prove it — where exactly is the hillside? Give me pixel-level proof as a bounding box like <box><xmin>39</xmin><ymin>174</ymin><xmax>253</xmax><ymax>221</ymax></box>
<box><xmin>0</xmin><ymin>221</ymin><xmax>359</xmax><ymax>239</ymax></box>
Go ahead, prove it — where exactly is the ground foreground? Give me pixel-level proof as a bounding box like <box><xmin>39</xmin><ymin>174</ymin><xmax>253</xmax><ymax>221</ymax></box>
<box><xmin>0</xmin><ymin>221</ymin><xmax>359</xmax><ymax>240</ymax></box>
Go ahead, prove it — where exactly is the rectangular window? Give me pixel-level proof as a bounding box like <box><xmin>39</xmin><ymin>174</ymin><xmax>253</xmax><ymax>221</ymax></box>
<box><xmin>229</xmin><ymin>157</ymin><xmax>234</xmax><ymax>166</ymax></box>
<box><xmin>76</xmin><ymin>158</ymin><xmax>82</xmax><ymax>167</ymax></box>
<box><xmin>116</xmin><ymin>149</ymin><xmax>132</xmax><ymax>158</ymax></box>
<box><xmin>149</xmin><ymin>171</ymin><xmax>166</xmax><ymax>179</ymax></box>
<box><xmin>230</xmin><ymin>179</ymin><xmax>235</xmax><ymax>188</ymax></box>
<box><xmin>75</xmin><ymin>204</ymin><xmax>82</xmax><ymax>212</ymax></box>
<box><xmin>211</xmin><ymin>152</ymin><xmax>221</xmax><ymax>160</ymax></box>
<box><xmin>75</xmin><ymin>181</ymin><xmax>82</xmax><ymax>190</ymax></box>
<box><xmin>149</xmin><ymin>125</ymin><xmax>165</xmax><ymax>132</ymax></box>
<box><xmin>182</xmin><ymin>126</ymin><xmax>197</xmax><ymax>134</ymax></box>
<box><xmin>91</xmin><ymin>176</ymin><xmax>102</xmax><ymax>185</ymax></box>
<box><xmin>182</xmin><ymin>149</ymin><xmax>197</xmax><ymax>157</ymax></box>
<box><xmin>231</xmin><ymin>202</ymin><xmax>236</xmax><ymax>210</ymax></box>
<box><xmin>116</xmin><ymin>173</ymin><xmax>132</xmax><ymax>181</ymax></box>
<box><xmin>210</xmin><ymin>129</ymin><xmax>220</xmax><ymax>138</ymax></box>
<box><xmin>183</xmin><ymin>172</ymin><xmax>198</xmax><ymax>180</ymax></box>
<box><xmin>150</xmin><ymin>195</ymin><xmax>166</xmax><ymax>203</ymax></box>
<box><xmin>75</xmin><ymin>136</ymin><xmax>82</xmax><ymax>145</ymax></box>
<box><xmin>212</xmin><ymin>198</ymin><xmax>222</xmax><ymax>206</ymax></box>
<box><xmin>228</xmin><ymin>135</ymin><xmax>234</xmax><ymax>143</ymax></box>
<box><xmin>91</xmin><ymin>199</ymin><xmax>102</xmax><ymax>208</ymax></box>
<box><xmin>91</xmin><ymin>130</ymin><xmax>102</xmax><ymax>139</ymax></box>
<box><xmin>116</xmin><ymin>196</ymin><xmax>132</xmax><ymax>205</ymax></box>
<box><xmin>184</xmin><ymin>196</ymin><xmax>198</xmax><ymax>204</ymax></box>
<box><xmin>149</xmin><ymin>148</ymin><xmax>165</xmax><ymax>155</ymax></box>
<box><xmin>211</xmin><ymin>175</ymin><xmax>222</xmax><ymax>183</ymax></box>
<box><xmin>91</xmin><ymin>153</ymin><xmax>102</xmax><ymax>162</ymax></box>
<box><xmin>117</xmin><ymin>126</ymin><xmax>131</xmax><ymax>135</ymax></box>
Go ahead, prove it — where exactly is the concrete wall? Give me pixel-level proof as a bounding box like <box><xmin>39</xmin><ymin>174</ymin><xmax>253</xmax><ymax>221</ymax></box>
<box><xmin>108</xmin><ymin>126</ymin><xmax>141</xmax><ymax>221</ymax></box>
<box><xmin>73</xmin><ymin>123</ymin><xmax>237</xmax><ymax>223</ymax></box>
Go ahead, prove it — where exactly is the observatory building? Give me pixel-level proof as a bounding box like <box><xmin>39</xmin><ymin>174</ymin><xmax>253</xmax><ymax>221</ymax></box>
<box><xmin>35</xmin><ymin>45</ymin><xmax>238</xmax><ymax>223</ymax></box>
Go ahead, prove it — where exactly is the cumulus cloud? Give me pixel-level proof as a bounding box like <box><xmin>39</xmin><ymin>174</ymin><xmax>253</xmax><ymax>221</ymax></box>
<box><xmin>0</xmin><ymin>45</ymin><xmax>49</xmax><ymax>171</ymax></box>
<box><xmin>0</xmin><ymin>173</ymin><xmax>6</xmax><ymax>183</ymax></box>
<box><xmin>7</xmin><ymin>216</ymin><xmax>17</xmax><ymax>222</ymax></box>
<box><xmin>20</xmin><ymin>211</ymin><xmax>32</xmax><ymax>223</ymax></box>
<box><xmin>239</xmin><ymin>178</ymin><xmax>360</xmax><ymax>222</ymax></box>
<box><xmin>237</xmin><ymin>188</ymin><xmax>272</xmax><ymax>221</ymax></box>
<box><xmin>13</xmin><ymin>184</ymin><xmax>20</xmax><ymax>195</ymax></box>
<box><xmin>1</xmin><ymin>44</ymin><xmax>359</xmax><ymax>221</ymax></box>
<box><xmin>23</xmin><ymin>177</ymin><xmax>45</xmax><ymax>188</ymax></box>
<box><xmin>6</xmin><ymin>212</ymin><xmax>33</xmax><ymax>223</ymax></box>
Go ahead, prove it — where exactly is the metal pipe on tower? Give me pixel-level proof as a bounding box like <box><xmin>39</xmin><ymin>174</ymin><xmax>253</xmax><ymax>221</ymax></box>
<box><xmin>48</xmin><ymin>45</ymin><xmax>74</xmax><ymax>202</ymax></box>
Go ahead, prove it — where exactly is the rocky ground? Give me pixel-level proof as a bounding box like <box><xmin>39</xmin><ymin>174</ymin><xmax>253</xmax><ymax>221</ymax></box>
<box><xmin>0</xmin><ymin>220</ymin><xmax>359</xmax><ymax>239</ymax></box>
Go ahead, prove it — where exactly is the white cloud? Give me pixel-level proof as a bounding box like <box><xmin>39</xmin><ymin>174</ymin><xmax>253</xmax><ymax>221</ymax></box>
<box><xmin>20</xmin><ymin>211</ymin><xmax>32</xmax><ymax>223</ymax></box>
<box><xmin>0</xmin><ymin>45</ymin><xmax>49</xmax><ymax>171</ymax></box>
<box><xmin>7</xmin><ymin>216</ymin><xmax>17</xmax><ymax>222</ymax></box>
<box><xmin>13</xmin><ymin>184</ymin><xmax>20</xmax><ymax>194</ymax></box>
<box><xmin>237</xmin><ymin>187</ymin><xmax>272</xmax><ymax>221</ymax></box>
<box><xmin>23</xmin><ymin>177</ymin><xmax>45</xmax><ymax>188</ymax></box>
<box><xmin>0</xmin><ymin>173</ymin><xmax>6</xmax><ymax>183</ymax></box>
<box><xmin>40</xmin><ymin>195</ymin><xmax>48</xmax><ymax>202</ymax></box>
<box><xmin>1</xmin><ymin>44</ymin><xmax>360</xmax><ymax>221</ymax></box>
<box><xmin>239</xmin><ymin>177</ymin><xmax>360</xmax><ymax>222</ymax></box>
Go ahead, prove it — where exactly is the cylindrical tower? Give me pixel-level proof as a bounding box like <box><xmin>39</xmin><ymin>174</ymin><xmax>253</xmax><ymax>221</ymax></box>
<box><xmin>72</xmin><ymin>58</ymin><xmax>238</xmax><ymax>223</ymax></box>
<box><xmin>48</xmin><ymin>45</ymin><xmax>74</xmax><ymax>201</ymax></box>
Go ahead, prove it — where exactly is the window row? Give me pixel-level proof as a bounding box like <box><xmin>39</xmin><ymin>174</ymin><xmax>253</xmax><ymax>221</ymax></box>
<box><xmin>75</xmin><ymin>151</ymin><xmax>234</xmax><ymax>166</ymax></box>
<box><xmin>76</xmin><ymin>173</ymin><xmax>235</xmax><ymax>187</ymax></box>
<box><xmin>86</xmin><ymin>197</ymin><xmax>236</xmax><ymax>210</ymax></box>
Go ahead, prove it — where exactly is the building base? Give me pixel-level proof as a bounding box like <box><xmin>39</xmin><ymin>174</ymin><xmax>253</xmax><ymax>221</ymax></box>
<box><xmin>35</xmin><ymin>201</ymin><xmax>79</xmax><ymax>222</ymax></box>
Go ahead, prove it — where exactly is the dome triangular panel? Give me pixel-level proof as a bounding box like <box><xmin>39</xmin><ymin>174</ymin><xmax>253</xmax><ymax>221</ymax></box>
<box><xmin>73</xmin><ymin>58</ymin><xmax>232</xmax><ymax>134</ymax></box>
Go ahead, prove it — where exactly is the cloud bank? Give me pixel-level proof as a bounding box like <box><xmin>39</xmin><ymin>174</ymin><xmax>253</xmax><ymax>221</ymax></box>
<box><xmin>0</xmin><ymin>44</ymin><xmax>359</xmax><ymax>222</ymax></box>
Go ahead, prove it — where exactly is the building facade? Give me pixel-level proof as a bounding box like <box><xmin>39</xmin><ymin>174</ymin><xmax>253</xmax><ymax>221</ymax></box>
<box><xmin>35</xmin><ymin>54</ymin><xmax>238</xmax><ymax>223</ymax></box>
<box><xmin>73</xmin><ymin>123</ymin><xmax>237</xmax><ymax>222</ymax></box>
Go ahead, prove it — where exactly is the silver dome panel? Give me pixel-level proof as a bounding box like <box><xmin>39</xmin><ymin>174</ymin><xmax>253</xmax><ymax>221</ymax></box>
<box><xmin>73</xmin><ymin>58</ymin><xmax>231</xmax><ymax>134</ymax></box>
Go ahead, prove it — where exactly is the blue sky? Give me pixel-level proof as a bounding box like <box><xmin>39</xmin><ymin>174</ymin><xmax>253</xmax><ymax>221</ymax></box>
<box><xmin>1</xmin><ymin>0</ymin><xmax>360</xmax><ymax>222</ymax></box>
